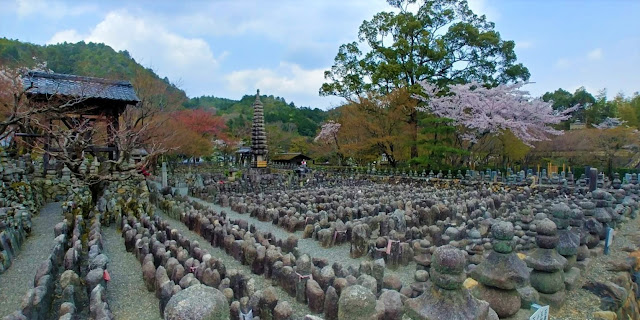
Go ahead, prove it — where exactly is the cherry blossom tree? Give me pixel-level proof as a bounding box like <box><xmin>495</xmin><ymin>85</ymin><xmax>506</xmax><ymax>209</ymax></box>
<box><xmin>314</xmin><ymin>120</ymin><xmax>341</xmax><ymax>141</ymax></box>
<box><xmin>416</xmin><ymin>82</ymin><xmax>580</xmax><ymax>146</ymax></box>
<box><xmin>314</xmin><ymin>120</ymin><xmax>343</xmax><ymax>165</ymax></box>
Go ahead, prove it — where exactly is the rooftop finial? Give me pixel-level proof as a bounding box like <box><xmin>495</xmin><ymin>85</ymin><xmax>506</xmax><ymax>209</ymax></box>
<box><xmin>254</xmin><ymin>89</ymin><xmax>263</xmax><ymax>105</ymax></box>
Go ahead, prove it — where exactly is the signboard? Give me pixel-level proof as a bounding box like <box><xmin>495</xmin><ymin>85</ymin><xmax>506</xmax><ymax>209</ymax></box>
<box><xmin>604</xmin><ymin>227</ymin><xmax>614</xmax><ymax>255</ymax></box>
<box><xmin>256</xmin><ymin>161</ymin><xmax>267</xmax><ymax>168</ymax></box>
<box><xmin>530</xmin><ymin>304</ymin><xmax>549</xmax><ymax>320</ymax></box>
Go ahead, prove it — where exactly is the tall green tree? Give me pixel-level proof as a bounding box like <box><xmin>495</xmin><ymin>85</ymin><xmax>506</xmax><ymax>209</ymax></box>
<box><xmin>412</xmin><ymin>116</ymin><xmax>468</xmax><ymax>169</ymax></box>
<box><xmin>585</xmin><ymin>90</ymin><xmax>618</xmax><ymax>126</ymax></box>
<box><xmin>320</xmin><ymin>0</ymin><xmax>530</xmax><ymax>158</ymax></box>
<box><xmin>617</xmin><ymin>93</ymin><xmax>640</xmax><ymax>129</ymax></box>
<box><xmin>542</xmin><ymin>87</ymin><xmax>596</xmax><ymax>128</ymax></box>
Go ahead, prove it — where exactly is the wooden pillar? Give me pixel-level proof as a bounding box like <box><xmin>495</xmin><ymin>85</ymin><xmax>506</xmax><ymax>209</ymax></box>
<box><xmin>113</xmin><ymin>113</ymin><xmax>120</xmax><ymax>161</ymax></box>
<box><xmin>107</xmin><ymin>110</ymin><xmax>120</xmax><ymax>161</ymax></box>
<box><xmin>43</xmin><ymin>118</ymin><xmax>52</xmax><ymax>172</ymax></box>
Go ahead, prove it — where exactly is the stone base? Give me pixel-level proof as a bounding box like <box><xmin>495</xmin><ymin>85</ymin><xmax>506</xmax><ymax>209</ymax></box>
<box><xmin>563</xmin><ymin>255</ymin><xmax>577</xmax><ymax>272</ymax></box>
<box><xmin>404</xmin><ymin>282</ymin><xmax>498</xmax><ymax>320</ymax></box>
<box><xmin>564</xmin><ymin>267</ymin><xmax>581</xmax><ymax>291</ymax></box>
<box><xmin>501</xmin><ymin>308</ymin><xmax>534</xmax><ymax>320</ymax></box>
<box><xmin>472</xmin><ymin>284</ymin><xmax>521</xmax><ymax>318</ymax></box>
<box><xmin>538</xmin><ymin>290</ymin><xmax>566</xmax><ymax>309</ymax></box>
<box><xmin>517</xmin><ymin>286</ymin><xmax>539</xmax><ymax>309</ymax></box>
<box><xmin>531</xmin><ymin>270</ymin><xmax>565</xmax><ymax>294</ymax></box>
<box><xmin>576</xmin><ymin>258</ymin><xmax>592</xmax><ymax>273</ymax></box>
<box><xmin>590</xmin><ymin>247</ymin><xmax>604</xmax><ymax>257</ymax></box>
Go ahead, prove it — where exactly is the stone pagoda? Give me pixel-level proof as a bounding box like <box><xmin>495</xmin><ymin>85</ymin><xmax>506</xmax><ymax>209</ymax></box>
<box><xmin>251</xmin><ymin>89</ymin><xmax>268</xmax><ymax>168</ymax></box>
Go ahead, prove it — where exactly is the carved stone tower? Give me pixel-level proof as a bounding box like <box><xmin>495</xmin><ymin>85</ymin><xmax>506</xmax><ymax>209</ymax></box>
<box><xmin>251</xmin><ymin>89</ymin><xmax>268</xmax><ymax>168</ymax></box>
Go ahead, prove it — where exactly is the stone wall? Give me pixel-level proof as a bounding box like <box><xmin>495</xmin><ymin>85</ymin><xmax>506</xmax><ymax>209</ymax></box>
<box><xmin>96</xmin><ymin>177</ymin><xmax>151</xmax><ymax>225</ymax></box>
<box><xmin>0</xmin><ymin>155</ymin><xmax>44</xmax><ymax>274</ymax></box>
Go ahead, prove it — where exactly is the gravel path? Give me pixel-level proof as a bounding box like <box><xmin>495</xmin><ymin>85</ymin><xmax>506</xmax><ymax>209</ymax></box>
<box><xmin>154</xmin><ymin>207</ymin><xmax>318</xmax><ymax>319</ymax></box>
<box><xmin>0</xmin><ymin>202</ymin><xmax>63</xmax><ymax>318</ymax></box>
<box><xmin>554</xmin><ymin>216</ymin><xmax>639</xmax><ymax>320</ymax></box>
<box><xmin>102</xmin><ymin>226</ymin><xmax>162</xmax><ymax>320</ymax></box>
<box><xmin>190</xmin><ymin>196</ymin><xmax>417</xmax><ymax>286</ymax></box>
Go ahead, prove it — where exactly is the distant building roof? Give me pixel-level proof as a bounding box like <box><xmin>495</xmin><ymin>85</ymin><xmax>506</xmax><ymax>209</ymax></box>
<box><xmin>271</xmin><ymin>153</ymin><xmax>311</xmax><ymax>161</ymax></box>
<box><xmin>22</xmin><ymin>71</ymin><xmax>140</xmax><ymax>104</ymax></box>
<box><xmin>237</xmin><ymin>147</ymin><xmax>252</xmax><ymax>154</ymax></box>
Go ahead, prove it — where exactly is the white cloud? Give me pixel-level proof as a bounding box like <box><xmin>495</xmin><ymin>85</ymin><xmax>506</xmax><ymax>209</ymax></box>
<box><xmin>587</xmin><ymin>48</ymin><xmax>603</xmax><ymax>61</ymax></box>
<box><xmin>517</xmin><ymin>41</ymin><xmax>534</xmax><ymax>49</ymax></box>
<box><xmin>15</xmin><ymin>0</ymin><xmax>96</xmax><ymax>19</ymax></box>
<box><xmin>47</xmin><ymin>29</ymin><xmax>83</xmax><ymax>44</ymax></box>
<box><xmin>468</xmin><ymin>0</ymin><xmax>501</xmax><ymax>21</ymax></box>
<box><xmin>555</xmin><ymin>58</ymin><xmax>571</xmax><ymax>69</ymax></box>
<box><xmin>46</xmin><ymin>10</ymin><xmax>220</xmax><ymax>97</ymax></box>
<box><xmin>225</xmin><ymin>62</ymin><xmax>343</xmax><ymax>108</ymax></box>
<box><xmin>555</xmin><ymin>48</ymin><xmax>605</xmax><ymax>69</ymax></box>
<box><xmin>172</xmin><ymin>1</ymin><xmax>388</xmax><ymax>45</ymax></box>
<box><xmin>226</xmin><ymin>62</ymin><xmax>325</xmax><ymax>97</ymax></box>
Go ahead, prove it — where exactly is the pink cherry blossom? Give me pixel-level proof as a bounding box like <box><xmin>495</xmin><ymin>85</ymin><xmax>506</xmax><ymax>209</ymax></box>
<box><xmin>416</xmin><ymin>82</ymin><xmax>580</xmax><ymax>146</ymax></box>
<box><xmin>314</xmin><ymin>120</ymin><xmax>342</xmax><ymax>144</ymax></box>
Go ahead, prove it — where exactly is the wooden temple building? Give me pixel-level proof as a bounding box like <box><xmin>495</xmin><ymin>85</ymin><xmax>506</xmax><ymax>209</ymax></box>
<box><xmin>21</xmin><ymin>71</ymin><xmax>140</xmax><ymax>170</ymax></box>
<box><xmin>271</xmin><ymin>153</ymin><xmax>311</xmax><ymax>166</ymax></box>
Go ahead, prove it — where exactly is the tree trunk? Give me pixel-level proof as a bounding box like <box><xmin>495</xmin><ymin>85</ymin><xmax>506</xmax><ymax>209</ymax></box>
<box><xmin>89</xmin><ymin>180</ymin><xmax>106</xmax><ymax>205</ymax></box>
<box><xmin>409</xmin><ymin>110</ymin><xmax>418</xmax><ymax>159</ymax></box>
<box><xmin>388</xmin><ymin>155</ymin><xmax>397</xmax><ymax>168</ymax></box>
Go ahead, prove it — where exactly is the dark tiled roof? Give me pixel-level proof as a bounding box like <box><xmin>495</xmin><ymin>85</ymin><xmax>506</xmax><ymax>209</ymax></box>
<box><xmin>271</xmin><ymin>153</ymin><xmax>311</xmax><ymax>161</ymax></box>
<box><xmin>22</xmin><ymin>71</ymin><xmax>140</xmax><ymax>104</ymax></box>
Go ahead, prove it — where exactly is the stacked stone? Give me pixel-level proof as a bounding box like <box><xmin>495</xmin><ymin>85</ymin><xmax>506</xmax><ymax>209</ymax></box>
<box><xmin>413</xmin><ymin>239</ymin><xmax>431</xmax><ymax>271</ymax></box>
<box><xmin>567</xmin><ymin>202</ymin><xmax>590</xmax><ymax>273</ymax></box>
<box><xmin>470</xmin><ymin>221</ymin><xmax>529</xmax><ymax>318</ymax></box>
<box><xmin>250</xmin><ymin>89</ymin><xmax>268</xmax><ymax>167</ymax></box>
<box><xmin>550</xmin><ymin>203</ymin><xmax>582</xmax><ymax>291</ymax></box>
<box><xmin>401</xmin><ymin>269</ymin><xmax>430</xmax><ymax>298</ymax></box>
<box><xmin>404</xmin><ymin>245</ymin><xmax>499</xmax><ymax>320</ymax></box>
<box><xmin>337</xmin><ymin>285</ymin><xmax>378</xmax><ymax>320</ymax></box>
<box><xmin>121</xmin><ymin>215</ymin><xmax>213</xmax><ymax>316</ymax></box>
<box><xmin>593</xmin><ymin>189</ymin><xmax>618</xmax><ymax>231</ymax></box>
<box><xmin>157</xmin><ymin>193</ymin><xmax>369</xmax><ymax>319</ymax></box>
<box><xmin>515</xmin><ymin>208</ymin><xmax>537</xmax><ymax>250</ymax></box>
<box><xmin>378</xmin><ymin>287</ymin><xmax>404</xmax><ymax>320</ymax></box>
<box><xmin>525</xmin><ymin>218</ymin><xmax>568</xmax><ymax>308</ymax></box>
<box><xmin>620</xmin><ymin>184</ymin><xmax>640</xmax><ymax>218</ymax></box>
<box><xmin>350</xmin><ymin>223</ymin><xmax>370</xmax><ymax>258</ymax></box>
<box><xmin>294</xmin><ymin>254</ymin><xmax>313</xmax><ymax>305</ymax></box>
<box><xmin>3</xmin><ymin>215</ymin><xmax>71</xmax><ymax>319</ymax></box>
<box><xmin>0</xmin><ymin>206</ymin><xmax>31</xmax><ymax>274</ymax></box>
<box><xmin>579</xmin><ymin>198</ymin><xmax>602</xmax><ymax>251</ymax></box>
<box><xmin>465</xmin><ymin>227</ymin><xmax>484</xmax><ymax>265</ymax></box>
<box><xmin>164</xmin><ymin>284</ymin><xmax>229</xmax><ymax>320</ymax></box>
<box><xmin>84</xmin><ymin>212</ymin><xmax>114</xmax><ymax>320</ymax></box>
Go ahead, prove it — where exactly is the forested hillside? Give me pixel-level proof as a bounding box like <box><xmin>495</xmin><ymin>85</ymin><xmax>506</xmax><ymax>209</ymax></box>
<box><xmin>0</xmin><ymin>38</ymin><xmax>329</xmax><ymax>156</ymax></box>
<box><xmin>185</xmin><ymin>95</ymin><xmax>327</xmax><ymax>138</ymax></box>
<box><xmin>0</xmin><ymin>38</ymin><xmax>188</xmax><ymax>106</ymax></box>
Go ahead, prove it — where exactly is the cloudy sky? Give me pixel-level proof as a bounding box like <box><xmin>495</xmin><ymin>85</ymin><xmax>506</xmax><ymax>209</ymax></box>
<box><xmin>1</xmin><ymin>0</ymin><xmax>638</xmax><ymax>109</ymax></box>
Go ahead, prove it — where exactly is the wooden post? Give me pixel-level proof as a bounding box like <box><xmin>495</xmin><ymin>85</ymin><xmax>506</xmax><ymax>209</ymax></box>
<box><xmin>43</xmin><ymin>119</ymin><xmax>52</xmax><ymax>172</ymax></box>
<box><xmin>113</xmin><ymin>112</ymin><xmax>120</xmax><ymax>161</ymax></box>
